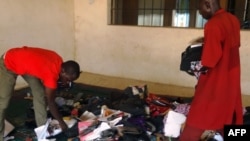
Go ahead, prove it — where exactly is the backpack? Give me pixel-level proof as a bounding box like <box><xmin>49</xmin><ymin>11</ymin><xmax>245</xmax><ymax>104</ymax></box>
<box><xmin>180</xmin><ymin>43</ymin><xmax>203</xmax><ymax>76</ymax></box>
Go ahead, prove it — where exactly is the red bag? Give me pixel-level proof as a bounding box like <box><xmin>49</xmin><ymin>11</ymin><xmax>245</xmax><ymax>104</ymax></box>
<box><xmin>146</xmin><ymin>93</ymin><xmax>173</xmax><ymax>117</ymax></box>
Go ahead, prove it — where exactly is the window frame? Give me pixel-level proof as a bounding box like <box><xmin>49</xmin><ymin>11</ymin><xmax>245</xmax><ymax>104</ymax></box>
<box><xmin>109</xmin><ymin>0</ymin><xmax>250</xmax><ymax>30</ymax></box>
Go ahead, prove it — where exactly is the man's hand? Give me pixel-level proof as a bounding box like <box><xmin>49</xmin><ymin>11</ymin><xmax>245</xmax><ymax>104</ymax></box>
<box><xmin>59</xmin><ymin>121</ymin><xmax>68</xmax><ymax>131</ymax></box>
<box><xmin>45</xmin><ymin>87</ymin><xmax>69</xmax><ymax>133</ymax></box>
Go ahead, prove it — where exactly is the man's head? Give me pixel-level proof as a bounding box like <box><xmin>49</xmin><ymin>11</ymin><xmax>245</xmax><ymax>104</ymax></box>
<box><xmin>198</xmin><ymin>0</ymin><xmax>221</xmax><ymax>20</ymax></box>
<box><xmin>60</xmin><ymin>60</ymin><xmax>81</xmax><ymax>84</ymax></box>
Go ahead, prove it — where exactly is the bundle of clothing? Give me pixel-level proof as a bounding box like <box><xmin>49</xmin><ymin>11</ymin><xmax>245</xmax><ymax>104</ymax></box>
<box><xmin>23</xmin><ymin>82</ymin><xmax>236</xmax><ymax>141</ymax></box>
<box><xmin>30</xmin><ymin>84</ymin><xmax>193</xmax><ymax>141</ymax></box>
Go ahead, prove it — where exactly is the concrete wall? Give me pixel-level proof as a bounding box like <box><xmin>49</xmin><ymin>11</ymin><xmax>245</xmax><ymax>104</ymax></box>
<box><xmin>0</xmin><ymin>0</ymin><xmax>75</xmax><ymax>88</ymax></box>
<box><xmin>1</xmin><ymin>0</ymin><xmax>250</xmax><ymax>95</ymax></box>
<box><xmin>74</xmin><ymin>0</ymin><xmax>250</xmax><ymax>95</ymax></box>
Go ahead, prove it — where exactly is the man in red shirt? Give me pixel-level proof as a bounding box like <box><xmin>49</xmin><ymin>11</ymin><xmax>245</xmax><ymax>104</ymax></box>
<box><xmin>179</xmin><ymin>0</ymin><xmax>243</xmax><ymax>140</ymax></box>
<box><xmin>0</xmin><ymin>46</ymin><xmax>81</xmax><ymax>138</ymax></box>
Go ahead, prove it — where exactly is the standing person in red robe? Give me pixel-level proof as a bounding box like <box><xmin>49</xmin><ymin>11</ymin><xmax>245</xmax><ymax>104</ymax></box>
<box><xmin>179</xmin><ymin>0</ymin><xmax>243</xmax><ymax>140</ymax></box>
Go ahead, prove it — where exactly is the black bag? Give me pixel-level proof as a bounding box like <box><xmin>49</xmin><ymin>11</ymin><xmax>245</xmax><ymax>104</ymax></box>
<box><xmin>180</xmin><ymin>43</ymin><xmax>203</xmax><ymax>75</ymax></box>
<box><xmin>111</xmin><ymin>85</ymin><xmax>148</xmax><ymax>116</ymax></box>
<box><xmin>112</xmin><ymin>96</ymin><xmax>147</xmax><ymax>116</ymax></box>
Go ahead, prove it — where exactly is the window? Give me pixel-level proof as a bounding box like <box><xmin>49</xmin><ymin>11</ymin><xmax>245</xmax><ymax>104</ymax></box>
<box><xmin>137</xmin><ymin>0</ymin><xmax>165</xmax><ymax>26</ymax></box>
<box><xmin>228</xmin><ymin>0</ymin><xmax>250</xmax><ymax>29</ymax></box>
<box><xmin>110</xmin><ymin>0</ymin><xmax>250</xmax><ymax>29</ymax></box>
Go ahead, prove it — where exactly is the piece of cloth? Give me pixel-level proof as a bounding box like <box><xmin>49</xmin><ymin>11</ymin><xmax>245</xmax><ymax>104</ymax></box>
<box><xmin>22</xmin><ymin>74</ymin><xmax>47</xmax><ymax>126</ymax></box>
<box><xmin>4</xmin><ymin>46</ymin><xmax>62</xmax><ymax>89</ymax></box>
<box><xmin>163</xmin><ymin>110</ymin><xmax>186</xmax><ymax>138</ymax></box>
<box><xmin>0</xmin><ymin>55</ymin><xmax>17</xmax><ymax>138</ymax></box>
<box><xmin>79</xmin><ymin>121</ymin><xmax>111</xmax><ymax>141</ymax></box>
<box><xmin>186</xmin><ymin>9</ymin><xmax>243</xmax><ymax>130</ymax></box>
<box><xmin>190</xmin><ymin>61</ymin><xmax>207</xmax><ymax>79</ymax></box>
<box><xmin>173</xmin><ymin>103</ymin><xmax>190</xmax><ymax>116</ymax></box>
<box><xmin>34</xmin><ymin>118</ymin><xmax>77</xmax><ymax>139</ymax></box>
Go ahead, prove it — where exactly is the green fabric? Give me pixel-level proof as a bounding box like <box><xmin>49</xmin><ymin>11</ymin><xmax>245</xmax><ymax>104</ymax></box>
<box><xmin>0</xmin><ymin>55</ymin><xmax>17</xmax><ymax>139</ymax></box>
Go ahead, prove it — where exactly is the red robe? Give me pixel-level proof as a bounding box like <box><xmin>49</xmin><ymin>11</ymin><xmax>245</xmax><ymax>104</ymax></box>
<box><xmin>186</xmin><ymin>9</ymin><xmax>243</xmax><ymax>130</ymax></box>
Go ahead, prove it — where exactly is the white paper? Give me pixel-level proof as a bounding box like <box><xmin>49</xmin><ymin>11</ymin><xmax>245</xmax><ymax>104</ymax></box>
<box><xmin>4</xmin><ymin>120</ymin><xmax>15</xmax><ymax>137</ymax></box>
<box><xmin>34</xmin><ymin>118</ymin><xmax>77</xmax><ymax>140</ymax></box>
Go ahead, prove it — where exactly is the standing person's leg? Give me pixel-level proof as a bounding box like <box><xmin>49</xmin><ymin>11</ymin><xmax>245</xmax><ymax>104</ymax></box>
<box><xmin>0</xmin><ymin>56</ymin><xmax>17</xmax><ymax>140</ymax></box>
<box><xmin>22</xmin><ymin>75</ymin><xmax>47</xmax><ymax>127</ymax></box>
<box><xmin>179</xmin><ymin>124</ymin><xmax>204</xmax><ymax>141</ymax></box>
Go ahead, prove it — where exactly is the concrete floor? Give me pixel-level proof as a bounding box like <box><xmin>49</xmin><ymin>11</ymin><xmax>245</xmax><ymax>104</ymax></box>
<box><xmin>76</xmin><ymin>72</ymin><xmax>250</xmax><ymax>106</ymax></box>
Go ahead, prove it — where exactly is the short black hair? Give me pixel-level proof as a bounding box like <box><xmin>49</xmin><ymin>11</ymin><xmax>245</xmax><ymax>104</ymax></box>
<box><xmin>61</xmin><ymin>60</ymin><xmax>81</xmax><ymax>79</ymax></box>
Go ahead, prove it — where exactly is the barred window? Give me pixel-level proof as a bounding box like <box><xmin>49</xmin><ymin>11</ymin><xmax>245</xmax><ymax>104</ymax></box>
<box><xmin>109</xmin><ymin>0</ymin><xmax>250</xmax><ymax>29</ymax></box>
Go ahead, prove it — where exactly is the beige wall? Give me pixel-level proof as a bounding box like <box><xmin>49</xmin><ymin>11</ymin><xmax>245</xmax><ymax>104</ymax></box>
<box><xmin>74</xmin><ymin>0</ymin><xmax>250</xmax><ymax>95</ymax></box>
<box><xmin>0</xmin><ymin>0</ymin><xmax>75</xmax><ymax>88</ymax></box>
<box><xmin>1</xmin><ymin>0</ymin><xmax>250</xmax><ymax>95</ymax></box>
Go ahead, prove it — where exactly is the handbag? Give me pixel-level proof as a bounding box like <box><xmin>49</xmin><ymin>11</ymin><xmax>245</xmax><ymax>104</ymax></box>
<box><xmin>180</xmin><ymin>43</ymin><xmax>203</xmax><ymax>75</ymax></box>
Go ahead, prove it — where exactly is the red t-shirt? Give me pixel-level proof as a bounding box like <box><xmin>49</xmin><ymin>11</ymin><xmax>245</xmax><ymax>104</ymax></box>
<box><xmin>4</xmin><ymin>46</ymin><xmax>63</xmax><ymax>89</ymax></box>
<box><xmin>186</xmin><ymin>9</ymin><xmax>243</xmax><ymax>130</ymax></box>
